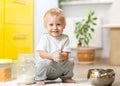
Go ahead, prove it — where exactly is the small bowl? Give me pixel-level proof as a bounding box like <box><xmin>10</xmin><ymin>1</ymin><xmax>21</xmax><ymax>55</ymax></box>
<box><xmin>87</xmin><ymin>68</ymin><xmax>115</xmax><ymax>86</ymax></box>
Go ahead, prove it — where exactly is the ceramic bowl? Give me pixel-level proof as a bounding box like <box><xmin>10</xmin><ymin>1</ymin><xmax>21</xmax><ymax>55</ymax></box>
<box><xmin>87</xmin><ymin>68</ymin><xmax>115</xmax><ymax>86</ymax></box>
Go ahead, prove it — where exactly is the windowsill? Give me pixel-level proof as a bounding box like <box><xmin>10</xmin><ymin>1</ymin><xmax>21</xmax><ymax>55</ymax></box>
<box><xmin>102</xmin><ymin>24</ymin><xmax>120</xmax><ymax>28</ymax></box>
<box><xmin>60</xmin><ymin>0</ymin><xmax>114</xmax><ymax>6</ymax></box>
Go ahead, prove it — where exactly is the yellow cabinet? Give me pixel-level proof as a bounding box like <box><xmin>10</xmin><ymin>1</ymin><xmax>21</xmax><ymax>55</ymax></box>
<box><xmin>0</xmin><ymin>0</ymin><xmax>33</xmax><ymax>59</ymax></box>
<box><xmin>5</xmin><ymin>0</ymin><xmax>33</xmax><ymax>24</ymax></box>
<box><xmin>0</xmin><ymin>25</ymin><xmax>4</xmax><ymax>58</ymax></box>
<box><xmin>0</xmin><ymin>0</ymin><xmax>4</xmax><ymax>58</ymax></box>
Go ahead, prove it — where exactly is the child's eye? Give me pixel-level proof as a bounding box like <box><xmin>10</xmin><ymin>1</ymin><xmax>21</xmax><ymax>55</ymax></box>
<box><xmin>57</xmin><ymin>24</ymin><xmax>61</xmax><ymax>26</ymax></box>
<box><xmin>49</xmin><ymin>24</ymin><xmax>53</xmax><ymax>26</ymax></box>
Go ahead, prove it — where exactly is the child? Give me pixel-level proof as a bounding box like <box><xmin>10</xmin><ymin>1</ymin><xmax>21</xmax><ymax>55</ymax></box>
<box><xmin>35</xmin><ymin>8</ymin><xmax>75</xmax><ymax>85</ymax></box>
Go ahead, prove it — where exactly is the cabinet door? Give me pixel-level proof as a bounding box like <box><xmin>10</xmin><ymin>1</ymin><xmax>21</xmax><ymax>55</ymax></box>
<box><xmin>4</xmin><ymin>24</ymin><xmax>33</xmax><ymax>59</ymax></box>
<box><xmin>5</xmin><ymin>0</ymin><xmax>33</xmax><ymax>24</ymax></box>
<box><xmin>0</xmin><ymin>0</ymin><xmax>4</xmax><ymax>58</ymax></box>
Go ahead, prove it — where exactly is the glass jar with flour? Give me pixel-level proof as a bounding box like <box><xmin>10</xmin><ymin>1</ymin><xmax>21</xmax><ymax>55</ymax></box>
<box><xmin>16</xmin><ymin>54</ymin><xmax>35</xmax><ymax>85</ymax></box>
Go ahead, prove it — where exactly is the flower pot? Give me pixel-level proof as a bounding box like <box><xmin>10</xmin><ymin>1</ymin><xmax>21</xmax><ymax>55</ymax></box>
<box><xmin>77</xmin><ymin>47</ymin><xmax>95</xmax><ymax>64</ymax></box>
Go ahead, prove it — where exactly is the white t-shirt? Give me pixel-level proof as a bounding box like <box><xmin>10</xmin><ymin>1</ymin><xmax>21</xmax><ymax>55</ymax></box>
<box><xmin>36</xmin><ymin>33</ymin><xmax>71</xmax><ymax>61</ymax></box>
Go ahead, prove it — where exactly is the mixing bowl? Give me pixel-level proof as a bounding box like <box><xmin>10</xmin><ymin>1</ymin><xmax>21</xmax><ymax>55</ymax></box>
<box><xmin>87</xmin><ymin>68</ymin><xmax>115</xmax><ymax>86</ymax></box>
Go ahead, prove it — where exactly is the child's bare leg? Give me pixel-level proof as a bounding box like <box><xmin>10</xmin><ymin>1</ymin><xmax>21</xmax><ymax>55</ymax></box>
<box><xmin>36</xmin><ymin>80</ymin><xmax>45</xmax><ymax>86</ymax></box>
<box><xmin>62</xmin><ymin>78</ymin><xmax>76</xmax><ymax>83</ymax></box>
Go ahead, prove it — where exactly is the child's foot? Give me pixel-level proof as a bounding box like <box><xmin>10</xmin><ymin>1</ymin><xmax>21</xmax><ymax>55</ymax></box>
<box><xmin>62</xmin><ymin>78</ymin><xmax>76</xmax><ymax>83</ymax></box>
<box><xmin>36</xmin><ymin>81</ymin><xmax>45</xmax><ymax>86</ymax></box>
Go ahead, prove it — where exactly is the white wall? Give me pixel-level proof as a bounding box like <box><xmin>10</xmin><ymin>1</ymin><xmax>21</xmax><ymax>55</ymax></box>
<box><xmin>60</xmin><ymin>1</ymin><xmax>113</xmax><ymax>58</ymax></box>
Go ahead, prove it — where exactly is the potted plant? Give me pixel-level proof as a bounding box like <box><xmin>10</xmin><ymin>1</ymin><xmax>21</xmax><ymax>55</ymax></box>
<box><xmin>74</xmin><ymin>10</ymin><xmax>98</xmax><ymax>64</ymax></box>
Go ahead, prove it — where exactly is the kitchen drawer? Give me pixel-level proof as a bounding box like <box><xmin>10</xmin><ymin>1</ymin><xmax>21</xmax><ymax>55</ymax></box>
<box><xmin>4</xmin><ymin>24</ymin><xmax>33</xmax><ymax>59</ymax></box>
<box><xmin>5</xmin><ymin>0</ymin><xmax>33</xmax><ymax>24</ymax></box>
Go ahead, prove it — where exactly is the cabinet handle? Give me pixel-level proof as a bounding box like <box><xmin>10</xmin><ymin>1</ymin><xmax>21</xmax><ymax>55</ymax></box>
<box><xmin>13</xmin><ymin>34</ymin><xmax>28</xmax><ymax>40</ymax></box>
<box><xmin>13</xmin><ymin>0</ymin><xmax>28</xmax><ymax>5</ymax></box>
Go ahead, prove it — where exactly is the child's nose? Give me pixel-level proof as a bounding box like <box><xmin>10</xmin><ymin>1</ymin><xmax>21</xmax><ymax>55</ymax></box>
<box><xmin>53</xmin><ymin>25</ymin><xmax>57</xmax><ymax>29</ymax></box>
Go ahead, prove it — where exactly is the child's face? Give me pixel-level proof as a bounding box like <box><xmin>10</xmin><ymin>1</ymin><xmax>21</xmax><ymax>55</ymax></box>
<box><xmin>45</xmin><ymin>15</ymin><xmax>65</xmax><ymax>37</ymax></box>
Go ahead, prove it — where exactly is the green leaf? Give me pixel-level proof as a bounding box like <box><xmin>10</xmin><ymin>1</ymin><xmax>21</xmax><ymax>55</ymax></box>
<box><xmin>93</xmin><ymin>17</ymin><xmax>98</xmax><ymax>20</ymax></box>
<box><xmin>91</xmin><ymin>11</ymin><xmax>94</xmax><ymax>15</ymax></box>
<box><xmin>88</xmin><ymin>33</ymin><xmax>92</xmax><ymax>39</ymax></box>
<box><xmin>91</xmin><ymin>28</ymin><xmax>94</xmax><ymax>32</ymax></box>
<box><xmin>92</xmin><ymin>22</ymin><xmax>97</xmax><ymax>25</ymax></box>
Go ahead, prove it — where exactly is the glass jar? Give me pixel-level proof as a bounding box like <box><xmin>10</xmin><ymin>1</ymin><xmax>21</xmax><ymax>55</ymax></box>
<box><xmin>16</xmin><ymin>54</ymin><xmax>35</xmax><ymax>84</ymax></box>
<box><xmin>0</xmin><ymin>59</ymin><xmax>13</xmax><ymax>82</ymax></box>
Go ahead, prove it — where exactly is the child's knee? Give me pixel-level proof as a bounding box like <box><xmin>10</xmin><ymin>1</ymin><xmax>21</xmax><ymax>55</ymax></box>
<box><xmin>68</xmin><ymin>58</ymin><xmax>74</xmax><ymax>66</ymax></box>
<box><xmin>36</xmin><ymin>60</ymin><xmax>52</xmax><ymax>69</ymax></box>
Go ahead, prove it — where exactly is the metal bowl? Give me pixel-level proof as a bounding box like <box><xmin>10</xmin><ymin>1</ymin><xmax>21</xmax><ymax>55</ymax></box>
<box><xmin>87</xmin><ymin>68</ymin><xmax>115</xmax><ymax>86</ymax></box>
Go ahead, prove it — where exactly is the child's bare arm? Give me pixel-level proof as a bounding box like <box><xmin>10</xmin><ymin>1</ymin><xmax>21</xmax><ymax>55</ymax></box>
<box><xmin>38</xmin><ymin>50</ymin><xmax>69</xmax><ymax>62</ymax></box>
<box><xmin>38</xmin><ymin>50</ymin><xmax>60</xmax><ymax>62</ymax></box>
<box><xmin>38</xmin><ymin>50</ymin><xmax>53</xmax><ymax>60</ymax></box>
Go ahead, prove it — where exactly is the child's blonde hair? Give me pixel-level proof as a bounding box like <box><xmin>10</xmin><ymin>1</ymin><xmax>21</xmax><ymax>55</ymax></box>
<box><xmin>44</xmin><ymin>8</ymin><xmax>66</xmax><ymax>28</ymax></box>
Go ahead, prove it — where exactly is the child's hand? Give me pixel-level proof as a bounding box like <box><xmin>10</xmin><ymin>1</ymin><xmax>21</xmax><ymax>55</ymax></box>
<box><xmin>51</xmin><ymin>51</ymin><xmax>61</xmax><ymax>62</ymax></box>
<box><xmin>57</xmin><ymin>50</ymin><xmax>65</xmax><ymax>61</ymax></box>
